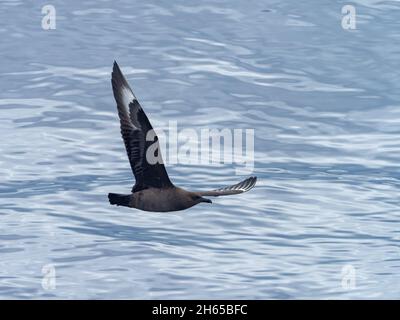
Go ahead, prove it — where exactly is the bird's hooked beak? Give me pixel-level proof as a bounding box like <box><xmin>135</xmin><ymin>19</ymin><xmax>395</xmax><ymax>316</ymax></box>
<box><xmin>201</xmin><ymin>197</ymin><xmax>212</xmax><ymax>204</ymax></box>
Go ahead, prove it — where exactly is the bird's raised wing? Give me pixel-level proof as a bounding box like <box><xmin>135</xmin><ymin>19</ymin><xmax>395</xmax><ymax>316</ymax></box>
<box><xmin>198</xmin><ymin>176</ymin><xmax>257</xmax><ymax>197</ymax></box>
<box><xmin>111</xmin><ymin>61</ymin><xmax>173</xmax><ymax>192</ymax></box>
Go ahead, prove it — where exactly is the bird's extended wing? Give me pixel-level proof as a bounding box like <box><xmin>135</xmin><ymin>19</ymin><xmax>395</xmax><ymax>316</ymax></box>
<box><xmin>111</xmin><ymin>61</ymin><xmax>173</xmax><ymax>192</ymax></box>
<box><xmin>198</xmin><ymin>176</ymin><xmax>257</xmax><ymax>197</ymax></box>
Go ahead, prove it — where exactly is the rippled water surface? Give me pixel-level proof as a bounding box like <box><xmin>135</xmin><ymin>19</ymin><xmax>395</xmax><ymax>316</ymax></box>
<box><xmin>1</xmin><ymin>0</ymin><xmax>400</xmax><ymax>299</ymax></box>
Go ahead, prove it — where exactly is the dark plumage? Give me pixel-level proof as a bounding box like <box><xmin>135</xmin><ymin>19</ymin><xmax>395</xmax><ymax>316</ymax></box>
<box><xmin>108</xmin><ymin>61</ymin><xmax>257</xmax><ymax>212</ymax></box>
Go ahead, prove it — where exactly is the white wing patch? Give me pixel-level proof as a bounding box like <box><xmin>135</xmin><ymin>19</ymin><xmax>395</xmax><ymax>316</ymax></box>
<box><xmin>121</xmin><ymin>84</ymin><xmax>136</xmax><ymax>107</ymax></box>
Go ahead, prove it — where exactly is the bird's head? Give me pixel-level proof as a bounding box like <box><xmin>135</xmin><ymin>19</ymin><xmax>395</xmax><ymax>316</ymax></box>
<box><xmin>190</xmin><ymin>193</ymin><xmax>212</xmax><ymax>204</ymax></box>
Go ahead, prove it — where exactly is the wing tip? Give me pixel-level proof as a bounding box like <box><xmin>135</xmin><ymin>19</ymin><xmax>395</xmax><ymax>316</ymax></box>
<box><xmin>111</xmin><ymin>61</ymin><xmax>136</xmax><ymax>104</ymax></box>
<box><xmin>112</xmin><ymin>60</ymin><xmax>123</xmax><ymax>83</ymax></box>
<box><xmin>214</xmin><ymin>176</ymin><xmax>257</xmax><ymax>193</ymax></box>
<box><xmin>113</xmin><ymin>60</ymin><xmax>121</xmax><ymax>74</ymax></box>
<box><xmin>244</xmin><ymin>176</ymin><xmax>257</xmax><ymax>191</ymax></box>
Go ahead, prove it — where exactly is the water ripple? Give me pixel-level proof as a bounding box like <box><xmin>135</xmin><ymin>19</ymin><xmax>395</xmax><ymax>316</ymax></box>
<box><xmin>0</xmin><ymin>0</ymin><xmax>399</xmax><ymax>299</ymax></box>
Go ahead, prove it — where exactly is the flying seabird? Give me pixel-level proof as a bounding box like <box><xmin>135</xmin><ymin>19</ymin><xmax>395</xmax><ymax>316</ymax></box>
<box><xmin>108</xmin><ymin>61</ymin><xmax>257</xmax><ymax>212</ymax></box>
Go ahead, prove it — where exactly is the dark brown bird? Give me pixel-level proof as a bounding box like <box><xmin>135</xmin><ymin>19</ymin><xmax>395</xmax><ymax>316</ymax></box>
<box><xmin>108</xmin><ymin>61</ymin><xmax>257</xmax><ymax>212</ymax></box>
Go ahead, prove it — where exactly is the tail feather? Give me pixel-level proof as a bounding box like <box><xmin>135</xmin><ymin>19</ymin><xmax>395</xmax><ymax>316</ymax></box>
<box><xmin>108</xmin><ymin>193</ymin><xmax>131</xmax><ymax>207</ymax></box>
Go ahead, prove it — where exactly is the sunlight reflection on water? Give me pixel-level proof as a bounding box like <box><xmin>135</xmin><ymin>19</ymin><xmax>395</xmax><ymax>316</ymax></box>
<box><xmin>1</xmin><ymin>0</ymin><xmax>400</xmax><ymax>299</ymax></box>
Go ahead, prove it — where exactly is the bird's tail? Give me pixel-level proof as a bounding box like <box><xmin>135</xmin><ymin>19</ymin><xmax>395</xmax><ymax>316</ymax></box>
<box><xmin>108</xmin><ymin>193</ymin><xmax>131</xmax><ymax>207</ymax></box>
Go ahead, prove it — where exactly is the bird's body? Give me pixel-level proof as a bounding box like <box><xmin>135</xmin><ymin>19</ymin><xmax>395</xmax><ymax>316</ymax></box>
<box><xmin>109</xmin><ymin>187</ymin><xmax>210</xmax><ymax>212</ymax></box>
<box><xmin>108</xmin><ymin>61</ymin><xmax>257</xmax><ymax>212</ymax></box>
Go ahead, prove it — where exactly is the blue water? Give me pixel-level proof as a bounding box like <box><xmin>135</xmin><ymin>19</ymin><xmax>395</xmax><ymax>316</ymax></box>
<box><xmin>1</xmin><ymin>0</ymin><xmax>400</xmax><ymax>299</ymax></box>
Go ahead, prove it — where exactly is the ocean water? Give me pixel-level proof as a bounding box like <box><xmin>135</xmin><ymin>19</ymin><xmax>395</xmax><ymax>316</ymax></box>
<box><xmin>1</xmin><ymin>0</ymin><xmax>400</xmax><ymax>299</ymax></box>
